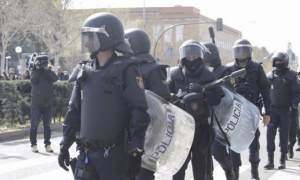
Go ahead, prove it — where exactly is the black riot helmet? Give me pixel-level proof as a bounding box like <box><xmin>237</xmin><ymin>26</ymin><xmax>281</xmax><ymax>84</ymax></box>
<box><xmin>81</xmin><ymin>12</ymin><xmax>132</xmax><ymax>56</ymax></box>
<box><xmin>271</xmin><ymin>52</ymin><xmax>289</xmax><ymax>68</ymax></box>
<box><xmin>233</xmin><ymin>39</ymin><xmax>253</xmax><ymax>62</ymax></box>
<box><xmin>179</xmin><ymin>40</ymin><xmax>204</xmax><ymax>62</ymax></box>
<box><xmin>202</xmin><ymin>42</ymin><xmax>221</xmax><ymax>68</ymax></box>
<box><xmin>124</xmin><ymin>28</ymin><xmax>155</xmax><ymax>62</ymax></box>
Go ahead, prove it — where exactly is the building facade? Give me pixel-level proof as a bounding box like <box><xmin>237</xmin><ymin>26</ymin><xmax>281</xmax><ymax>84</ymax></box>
<box><xmin>125</xmin><ymin>6</ymin><xmax>241</xmax><ymax>66</ymax></box>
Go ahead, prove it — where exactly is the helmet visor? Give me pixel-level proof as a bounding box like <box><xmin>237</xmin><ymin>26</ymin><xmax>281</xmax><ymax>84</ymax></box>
<box><xmin>81</xmin><ymin>31</ymin><xmax>101</xmax><ymax>54</ymax></box>
<box><xmin>233</xmin><ymin>44</ymin><xmax>252</xmax><ymax>59</ymax></box>
<box><xmin>179</xmin><ymin>44</ymin><xmax>204</xmax><ymax>60</ymax></box>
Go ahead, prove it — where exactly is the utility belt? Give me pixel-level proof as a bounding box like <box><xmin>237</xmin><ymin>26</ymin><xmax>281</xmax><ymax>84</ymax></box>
<box><xmin>81</xmin><ymin>141</ymin><xmax>116</xmax><ymax>150</ymax></box>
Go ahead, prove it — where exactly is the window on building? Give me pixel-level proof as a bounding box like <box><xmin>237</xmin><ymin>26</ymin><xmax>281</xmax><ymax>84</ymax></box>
<box><xmin>153</xmin><ymin>25</ymin><xmax>161</xmax><ymax>42</ymax></box>
<box><xmin>176</xmin><ymin>25</ymin><xmax>184</xmax><ymax>42</ymax></box>
<box><xmin>164</xmin><ymin>24</ymin><xmax>172</xmax><ymax>43</ymax></box>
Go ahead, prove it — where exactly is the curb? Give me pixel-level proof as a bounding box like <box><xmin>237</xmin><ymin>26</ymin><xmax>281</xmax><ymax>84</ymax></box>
<box><xmin>0</xmin><ymin>124</ymin><xmax>63</xmax><ymax>142</ymax></box>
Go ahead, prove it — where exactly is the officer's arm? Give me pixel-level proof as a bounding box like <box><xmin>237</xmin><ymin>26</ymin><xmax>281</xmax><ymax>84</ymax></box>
<box><xmin>258</xmin><ymin>66</ymin><xmax>271</xmax><ymax>115</ymax></box>
<box><xmin>291</xmin><ymin>76</ymin><xmax>300</xmax><ymax>109</ymax></box>
<box><xmin>123</xmin><ymin>65</ymin><xmax>151</xmax><ymax>150</ymax></box>
<box><xmin>147</xmin><ymin>69</ymin><xmax>171</xmax><ymax>101</ymax></box>
<box><xmin>60</xmin><ymin>83</ymin><xmax>81</xmax><ymax>148</ymax></box>
<box><xmin>204</xmin><ymin>75</ymin><xmax>224</xmax><ymax>106</ymax></box>
<box><xmin>30</xmin><ymin>69</ymin><xmax>41</xmax><ymax>84</ymax></box>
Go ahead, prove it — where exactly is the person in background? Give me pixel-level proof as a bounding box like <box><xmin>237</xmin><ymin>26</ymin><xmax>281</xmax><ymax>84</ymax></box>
<box><xmin>56</xmin><ymin>66</ymin><xmax>69</xmax><ymax>81</ymax></box>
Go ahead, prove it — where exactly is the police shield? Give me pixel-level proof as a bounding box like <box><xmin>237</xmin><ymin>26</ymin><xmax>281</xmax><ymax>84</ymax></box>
<box><xmin>143</xmin><ymin>90</ymin><xmax>195</xmax><ymax>176</ymax></box>
<box><xmin>298</xmin><ymin>102</ymin><xmax>300</xmax><ymax>130</ymax></box>
<box><xmin>212</xmin><ymin>85</ymin><xmax>260</xmax><ymax>153</ymax></box>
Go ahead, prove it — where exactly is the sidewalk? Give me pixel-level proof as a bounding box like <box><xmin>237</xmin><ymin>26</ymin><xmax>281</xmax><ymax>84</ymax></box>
<box><xmin>0</xmin><ymin>124</ymin><xmax>63</xmax><ymax>142</ymax></box>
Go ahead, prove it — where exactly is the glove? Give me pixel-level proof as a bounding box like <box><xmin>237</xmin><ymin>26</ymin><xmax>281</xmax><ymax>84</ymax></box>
<box><xmin>170</xmin><ymin>93</ymin><xmax>178</xmax><ymax>103</ymax></box>
<box><xmin>289</xmin><ymin>108</ymin><xmax>297</xmax><ymax>118</ymax></box>
<box><xmin>58</xmin><ymin>149</ymin><xmax>70</xmax><ymax>171</ymax></box>
<box><xmin>189</xmin><ymin>83</ymin><xmax>204</xmax><ymax>93</ymax></box>
<box><xmin>125</xmin><ymin>149</ymin><xmax>143</xmax><ymax>178</ymax></box>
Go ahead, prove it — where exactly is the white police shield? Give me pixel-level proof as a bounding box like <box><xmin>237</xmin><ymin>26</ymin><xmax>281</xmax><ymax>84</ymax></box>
<box><xmin>143</xmin><ymin>90</ymin><xmax>195</xmax><ymax>176</ymax></box>
<box><xmin>212</xmin><ymin>85</ymin><xmax>260</xmax><ymax>153</ymax></box>
<box><xmin>298</xmin><ymin>103</ymin><xmax>300</xmax><ymax>130</ymax></box>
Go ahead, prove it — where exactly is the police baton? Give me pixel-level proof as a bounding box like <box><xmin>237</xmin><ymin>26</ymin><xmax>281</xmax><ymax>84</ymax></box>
<box><xmin>208</xmin><ymin>26</ymin><xmax>216</xmax><ymax>44</ymax></box>
<box><xmin>113</xmin><ymin>61</ymin><xmax>124</xmax><ymax>92</ymax></box>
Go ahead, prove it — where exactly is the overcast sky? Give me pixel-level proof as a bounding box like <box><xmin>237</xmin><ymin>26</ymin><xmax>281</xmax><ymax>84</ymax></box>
<box><xmin>73</xmin><ymin>0</ymin><xmax>300</xmax><ymax>60</ymax></box>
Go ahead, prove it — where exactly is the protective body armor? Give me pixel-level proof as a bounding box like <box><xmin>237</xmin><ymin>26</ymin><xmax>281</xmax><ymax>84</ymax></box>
<box><xmin>267</xmin><ymin>70</ymin><xmax>298</xmax><ymax>107</ymax></box>
<box><xmin>139</xmin><ymin>62</ymin><xmax>168</xmax><ymax>84</ymax></box>
<box><xmin>77</xmin><ymin>57</ymin><xmax>144</xmax><ymax>144</ymax></box>
<box><xmin>169</xmin><ymin>66</ymin><xmax>215</xmax><ymax>126</ymax></box>
<box><xmin>227</xmin><ymin>61</ymin><xmax>264</xmax><ymax>104</ymax></box>
<box><xmin>213</xmin><ymin>65</ymin><xmax>231</xmax><ymax>79</ymax></box>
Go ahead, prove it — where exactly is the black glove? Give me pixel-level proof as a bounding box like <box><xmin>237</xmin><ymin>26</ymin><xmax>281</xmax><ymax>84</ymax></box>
<box><xmin>289</xmin><ymin>108</ymin><xmax>297</xmax><ymax>118</ymax></box>
<box><xmin>58</xmin><ymin>149</ymin><xmax>70</xmax><ymax>171</ymax></box>
<box><xmin>125</xmin><ymin>149</ymin><xmax>143</xmax><ymax>178</ymax></box>
<box><xmin>189</xmin><ymin>83</ymin><xmax>204</xmax><ymax>93</ymax></box>
<box><xmin>170</xmin><ymin>93</ymin><xmax>178</xmax><ymax>103</ymax></box>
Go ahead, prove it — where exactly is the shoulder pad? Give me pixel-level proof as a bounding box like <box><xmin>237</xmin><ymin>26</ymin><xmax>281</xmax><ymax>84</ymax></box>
<box><xmin>139</xmin><ymin>62</ymin><xmax>169</xmax><ymax>79</ymax></box>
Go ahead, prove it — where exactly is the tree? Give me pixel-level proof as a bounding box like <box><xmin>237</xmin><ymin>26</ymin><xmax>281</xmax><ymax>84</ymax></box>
<box><xmin>0</xmin><ymin>0</ymin><xmax>31</xmax><ymax>70</ymax></box>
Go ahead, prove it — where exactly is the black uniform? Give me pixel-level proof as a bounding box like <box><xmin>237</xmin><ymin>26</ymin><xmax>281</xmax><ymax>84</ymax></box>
<box><xmin>203</xmin><ymin>42</ymin><xmax>235</xmax><ymax>180</ymax></box>
<box><xmin>265</xmin><ymin>52</ymin><xmax>300</xmax><ymax>170</ymax></box>
<box><xmin>58</xmin><ymin>12</ymin><xmax>150</xmax><ymax>180</ymax></box>
<box><xmin>227</xmin><ymin>39</ymin><xmax>271</xmax><ymax>180</ymax></box>
<box><xmin>169</xmin><ymin>40</ymin><xmax>224</xmax><ymax>180</ymax></box>
<box><xmin>124</xmin><ymin>28</ymin><xmax>171</xmax><ymax>180</ymax></box>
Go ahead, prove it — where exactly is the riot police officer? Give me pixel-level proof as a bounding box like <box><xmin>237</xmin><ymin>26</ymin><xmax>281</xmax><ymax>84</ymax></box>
<box><xmin>264</xmin><ymin>52</ymin><xmax>300</xmax><ymax>169</ymax></box>
<box><xmin>203</xmin><ymin>42</ymin><xmax>235</xmax><ymax>180</ymax></box>
<box><xmin>168</xmin><ymin>40</ymin><xmax>224</xmax><ymax>180</ymax></box>
<box><xmin>227</xmin><ymin>39</ymin><xmax>271</xmax><ymax>180</ymax></box>
<box><xmin>124</xmin><ymin>28</ymin><xmax>171</xmax><ymax>180</ymax></box>
<box><xmin>57</xmin><ymin>12</ymin><xmax>151</xmax><ymax>180</ymax></box>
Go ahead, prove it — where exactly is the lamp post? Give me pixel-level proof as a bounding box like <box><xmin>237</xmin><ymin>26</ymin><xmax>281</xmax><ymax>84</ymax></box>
<box><xmin>5</xmin><ymin>56</ymin><xmax>11</xmax><ymax>73</ymax></box>
<box><xmin>15</xmin><ymin>46</ymin><xmax>22</xmax><ymax>73</ymax></box>
<box><xmin>153</xmin><ymin>19</ymin><xmax>223</xmax><ymax>59</ymax></box>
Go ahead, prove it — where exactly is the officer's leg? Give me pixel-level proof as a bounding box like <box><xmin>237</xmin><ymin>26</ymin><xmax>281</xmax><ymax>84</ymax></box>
<box><xmin>30</xmin><ymin>105</ymin><xmax>42</xmax><ymax>146</ymax></box>
<box><xmin>135</xmin><ymin>168</ymin><xmax>155</xmax><ymax>180</ymax></box>
<box><xmin>75</xmin><ymin>151</ymin><xmax>98</xmax><ymax>180</ymax></box>
<box><xmin>249</xmin><ymin>128</ymin><xmax>260</xmax><ymax>179</ymax></box>
<box><xmin>212</xmin><ymin>140</ymin><xmax>235</xmax><ymax>179</ymax></box>
<box><xmin>297</xmin><ymin>128</ymin><xmax>300</xmax><ymax>151</ymax></box>
<box><xmin>191</xmin><ymin>126</ymin><xmax>210</xmax><ymax>180</ymax></box>
<box><xmin>288</xmin><ymin>112</ymin><xmax>298</xmax><ymax>158</ymax></box>
<box><xmin>278</xmin><ymin>107</ymin><xmax>291</xmax><ymax>169</ymax></box>
<box><xmin>86</xmin><ymin>143</ymin><xmax>128</xmax><ymax>180</ymax></box>
<box><xmin>231</xmin><ymin>150</ymin><xmax>241</xmax><ymax>180</ymax></box>
<box><xmin>42</xmin><ymin>106</ymin><xmax>52</xmax><ymax>146</ymax></box>
<box><xmin>173</xmin><ymin>151</ymin><xmax>191</xmax><ymax>180</ymax></box>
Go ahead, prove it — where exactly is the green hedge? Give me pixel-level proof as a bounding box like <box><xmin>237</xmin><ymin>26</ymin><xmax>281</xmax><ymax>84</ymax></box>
<box><xmin>0</xmin><ymin>80</ymin><xmax>73</xmax><ymax>127</ymax></box>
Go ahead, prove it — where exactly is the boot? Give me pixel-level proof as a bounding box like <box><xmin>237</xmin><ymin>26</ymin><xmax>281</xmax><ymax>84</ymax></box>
<box><xmin>289</xmin><ymin>145</ymin><xmax>294</xmax><ymax>158</ymax></box>
<box><xmin>251</xmin><ymin>164</ymin><xmax>260</xmax><ymax>180</ymax></box>
<box><xmin>233</xmin><ymin>167</ymin><xmax>239</xmax><ymax>180</ymax></box>
<box><xmin>224</xmin><ymin>169</ymin><xmax>236</xmax><ymax>180</ymax></box>
<box><xmin>278</xmin><ymin>154</ymin><xmax>286</xmax><ymax>169</ymax></box>
<box><xmin>264</xmin><ymin>153</ymin><xmax>274</xmax><ymax>170</ymax></box>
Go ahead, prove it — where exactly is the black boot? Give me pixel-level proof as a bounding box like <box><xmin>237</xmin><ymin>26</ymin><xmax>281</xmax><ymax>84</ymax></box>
<box><xmin>264</xmin><ymin>153</ymin><xmax>274</xmax><ymax>170</ymax></box>
<box><xmin>251</xmin><ymin>164</ymin><xmax>260</xmax><ymax>180</ymax></box>
<box><xmin>233</xmin><ymin>167</ymin><xmax>239</xmax><ymax>180</ymax></box>
<box><xmin>278</xmin><ymin>154</ymin><xmax>286</xmax><ymax>169</ymax></box>
<box><xmin>224</xmin><ymin>169</ymin><xmax>236</xmax><ymax>180</ymax></box>
<box><xmin>289</xmin><ymin>145</ymin><xmax>294</xmax><ymax>158</ymax></box>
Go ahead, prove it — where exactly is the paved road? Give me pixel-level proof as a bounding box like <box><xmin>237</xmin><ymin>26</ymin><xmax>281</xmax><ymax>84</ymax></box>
<box><xmin>0</xmin><ymin>123</ymin><xmax>299</xmax><ymax>180</ymax></box>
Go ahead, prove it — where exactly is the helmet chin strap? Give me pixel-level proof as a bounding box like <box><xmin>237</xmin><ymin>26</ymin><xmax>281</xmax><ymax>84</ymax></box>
<box><xmin>90</xmin><ymin>48</ymin><xmax>102</xmax><ymax>60</ymax></box>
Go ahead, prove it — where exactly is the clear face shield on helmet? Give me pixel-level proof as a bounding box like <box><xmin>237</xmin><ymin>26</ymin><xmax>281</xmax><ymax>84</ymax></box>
<box><xmin>232</xmin><ymin>44</ymin><xmax>252</xmax><ymax>60</ymax></box>
<box><xmin>81</xmin><ymin>27</ymin><xmax>110</xmax><ymax>54</ymax></box>
<box><xmin>179</xmin><ymin>44</ymin><xmax>204</xmax><ymax>61</ymax></box>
